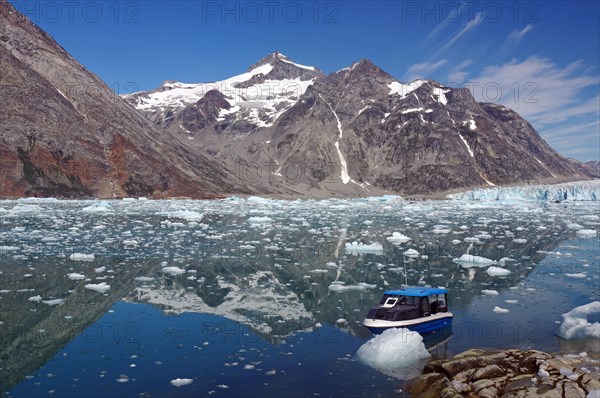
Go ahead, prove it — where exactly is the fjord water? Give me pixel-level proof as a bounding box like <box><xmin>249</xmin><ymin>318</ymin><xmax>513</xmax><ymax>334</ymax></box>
<box><xmin>1</xmin><ymin>197</ymin><xmax>598</xmax><ymax>397</ymax></box>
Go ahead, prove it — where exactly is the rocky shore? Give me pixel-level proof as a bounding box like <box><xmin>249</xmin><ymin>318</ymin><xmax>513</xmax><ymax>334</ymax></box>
<box><xmin>408</xmin><ymin>349</ymin><xmax>600</xmax><ymax>398</ymax></box>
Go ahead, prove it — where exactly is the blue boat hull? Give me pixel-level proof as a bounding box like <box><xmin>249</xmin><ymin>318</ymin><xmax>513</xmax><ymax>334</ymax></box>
<box><xmin>365</xmin><ymin>316</ymin><xmax>453</xmax><ymax>335</ymax></box>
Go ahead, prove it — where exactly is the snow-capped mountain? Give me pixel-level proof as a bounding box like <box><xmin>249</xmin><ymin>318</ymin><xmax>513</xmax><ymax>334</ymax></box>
<box><xmin>124</xmin><ymin>51</ymin><xmax>323</xmax><ymax>136</ymax></box>
<box><xmin>126</xmin><ymin>55</ymin><xmax>597</xmax><ymax>197</ymax></box>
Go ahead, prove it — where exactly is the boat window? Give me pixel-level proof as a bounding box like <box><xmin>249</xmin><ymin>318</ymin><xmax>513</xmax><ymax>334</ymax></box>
<box><xmin>420</xmin><ymin>297</ymin><xmax>430</xmax><ymax>314</ymax></box>
<box><xmin>384</xmin><ymin>297</ymin><xmax>398</xmax><ymax>306</ymax></box>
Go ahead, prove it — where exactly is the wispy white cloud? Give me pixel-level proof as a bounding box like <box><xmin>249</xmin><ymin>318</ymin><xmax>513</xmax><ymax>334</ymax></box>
<box><xmin>403</xmin><ymin>59</ymin><xmax>447</xmax><ymax>82</ymax></box>
<box><xmin>497</xmin><ymin>24</ymin><xmax>534</xmax><ymax>58</ymax></box>
<box><xmin>470</xmin><ymin>56</ymin><xmax>599</xmax><ymax>159</ymax></box>
<box><xmin>420</xmin><ymin>3</ymin><xmax>465</xmax><ymax>46</ymax></box>
<box><xmin>438</xmin><ymin>12</ymin><xmax>484</xmax><ymax>53</ymax></box>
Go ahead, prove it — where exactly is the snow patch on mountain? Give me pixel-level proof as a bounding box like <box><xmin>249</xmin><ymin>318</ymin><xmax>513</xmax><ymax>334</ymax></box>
<box><xmin>388</xmin><ymin>80</ymin><xmax>425</xmax><ymax>98</ymax></box>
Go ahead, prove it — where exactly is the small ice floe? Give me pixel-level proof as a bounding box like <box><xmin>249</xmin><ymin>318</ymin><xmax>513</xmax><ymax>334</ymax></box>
<box><xmin>164</xmin><ymin>210</ymin><xmax>205</xmax><ymax>222</ymax></box>
<box><xmin>94</xmin><ymin>266</ymin><xmax>106</xmax><ymax>274</ymax></box>
<box><xmin>403</xmin><ymin>248</ymin><xmax>419</xmax><ymax>258</ymax></box>
<box><xmin>84</xmin><ymin>282</ymin><xmax>110</xmax><ymax>293</ymax></box>
<box><xmin>565</xmin><ymin>273</ymin><xmax>587</xmax><ymax>279</ymax></box>
<box><xmin>69</xmin><ymin>253</ymin><xmax>95</xmax><ymax>262</ymax></box>
<box><xmin>67</xmin><ymin>273</ymin><xmax>86</xmax><ymax>280</ymax></box>
<box><xmin>386</xmin><ymin>232</ymin><xmax>411</xmax><ymax>244</ymax></box>
<box><xmin>451</xmin><ymin>240</ymin><xmax>462</xmax><ymax>245</ymax></box>
<box><xmin>493</xmin><ymin>306</ymin><xmax>510</xmax><ymax>314</ymax></box>
<box><xmin>356</xmin><ymin>328</ymin><xmax>430</xmax><ymax>380</ymax></box>
<box><xmin>116</xmin><ymin>375</ymin><xmax>129</xmax><ymax>383</ymax></box>
<box><xmin>82</xmin><ymin>202</ymin><xmax>112</xmax><ymax>213</ymax></box>
<box><xmin>248</xmin><ymin>216</ymin><xmax>273</xmax><ymax>224</ymax></box>
<box><xmin>512</xmin><ymin>238</ymin><xmax>527</xmax><ymax>244</ymax></box>
<box><xmin>42</xmin><ymin>299</ymin><xmax>65</xmax><ymax>306</ymax></box>
<box><xmin>556</xmin><ymin>301</ymin><xmax>600</xmax><ymax>340</ymax></box>
<box><xmin>345</xmin><ymin>241</ymin><xmax>384</xmax><ymax>254</ymax></box>
<box><xmin>576</xmin><ymin>229</ymin><xmax>597</xmax><ymax>238</ymax></box>
<box><xmin>454</xmin><ymin>254</ymin><xmax>496</xmax><ymax>267</ymax></box>
<box><xmin>134</xmin><ymin>277</ymin><xmax>154</xmax><ymax>282</ymax></box>
<box><xmin>161</xmin><ymin>266</ymin><xmax>185</xmax><ymax>276</ymax></box>
<box><xmin>486</xmin><ymin>266</ymin><xmax>511</xmax><ymax>276</ymax></box>
<box><xmin>481</xmin><ymin>289</ymin><xmax>499</xmax><ymax>296</ymax></box>
<box><xmin>28</xmin><ymin>295</ymin><xmax>42</xmax><ymax>302</ymax></box>
<box><xmin>505</xmin><ymin>300</ymin><xmax>519</xmax><ymax>304</ymax></box>
<box><xmin>170</xmin><ymin>378</ymin><xmax>193</xmax><ymax>387</ymax></box>
<box><xmin>328</xmin><ymin>282</ymin><xmax>376</xmax><ymax>292</ymax></box>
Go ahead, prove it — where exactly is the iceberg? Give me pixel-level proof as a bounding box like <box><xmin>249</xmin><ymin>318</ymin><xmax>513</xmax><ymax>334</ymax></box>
<box><xmin>486</xmin><ymin>266</ymin><xmax>511</xmax><ymax>276</ymax></box>
<box><xmin>356</xmin><ymin>328</ymin><xmax>431</xmax><ymax>380</ymax></box>
<box><xmin>557</xmin><ymin>302</ymin><xmax>600</xmax><ymax>340</ymax></box>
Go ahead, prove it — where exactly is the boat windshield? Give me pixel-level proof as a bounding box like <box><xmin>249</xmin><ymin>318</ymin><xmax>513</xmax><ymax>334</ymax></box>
<box><xmin>379</xmin><ymin>295</ymin><xmax>417</xmax><ymax>306</ymax></box>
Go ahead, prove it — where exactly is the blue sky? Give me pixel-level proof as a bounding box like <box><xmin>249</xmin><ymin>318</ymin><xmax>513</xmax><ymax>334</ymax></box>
<box><xmin>10</xmin><ymin>0</ymin><xmax>600</xmax><ymax>161</ymax></box>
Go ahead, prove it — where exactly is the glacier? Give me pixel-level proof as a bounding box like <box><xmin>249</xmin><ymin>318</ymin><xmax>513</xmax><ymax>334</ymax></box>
<box><xmin>448</xmin><ymin>180</ymin><xmax>599</xmax><ymax>201</ymax></box>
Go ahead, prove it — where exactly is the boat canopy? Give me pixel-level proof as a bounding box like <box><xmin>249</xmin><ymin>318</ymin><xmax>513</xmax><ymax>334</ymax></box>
<box><xmin>383</xmin><ymin>287</ymin><xmax>448</xmax><ymax>297</ymax></box>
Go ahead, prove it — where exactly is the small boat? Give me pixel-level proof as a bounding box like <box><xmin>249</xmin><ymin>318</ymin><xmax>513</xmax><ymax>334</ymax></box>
<box><xmin>363</xmin><ymin>287</ymin><xmax>453</xmax><ymax>334</ymax></box>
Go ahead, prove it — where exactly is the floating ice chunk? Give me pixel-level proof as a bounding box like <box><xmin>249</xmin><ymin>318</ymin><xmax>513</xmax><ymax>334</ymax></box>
<box><xmin>345</xmin><ymin>241</ymin><xmax>384</xmax><ymax>254</ymax></box>
<box><xmin>486</xmin><ymin>266</ymin><xmax>511</xmax><ymax>276</ymax></box>
<box><xmin>161</xmin><ymin>266</ymin><xmax>185</xmax><ymax>276</ymax></box>
<box><xmin>576</xmin><ymin>229</ymin><xmax>597</xmax><ymax>238</ymax></box>
<box><xmin>328</xmin><ymin>282</ymin><xmax>376</xmax><ymax>292</ymax></box>
<box><xmin>28</xmin><ymin>295</ymin><xmax>42</xmax><ymax>302</ymax></box>
<box><xmin>171</xmin><ymin>378</ymin><xmax>193</xmax><ymax>387</ymax></box>
<box><xmin>451</xmin><ymin>240</ymin><xmax>461</xmax><ymax>245</ymax></box>
<box><xmin>493</xmin><ymin>306</ymin><xmax>510</xmax><ymax>314</ymax></box>
<box><xmin>513</xmin><ymin>238</ymin><xmax>527</xmax><ymax>244</ymax></box>
<box><xmin>42</xmin><ymin>298</ymin><xmax>65</xmax><ymax>306</ymax></box>
<box><xmin>134</xmin><ymin>277</ymin><xmax>154</xmax><ymax>282</ymax></box>
<box><xmin>386</xmin><ymin>232</ymin><xmax>411</xmax><ymax>244</ymax></box>
<box><xmin>403</xmin><ymin>248</ymin><xmax>419</xmax><ymax>258</ymax></box>
<box><xmin>94</xmin><ymin>266</ymin><xmax>106</xmax><ymax>274</ymax></box>
<box><xmin>248</xmin><ymin>216</ymin><xmax>273</xmax><ymax>224</ymax></box>
<box><xmin>116</xmin><ymin>375</ymin><xmax>129</xmax><ymax>383</ymax></box>
<box><xmin>565</xmin><ymin>273</ymin><xmax>587</xmax><ymax>279</ymax></box>
<box><xmin>557</xmin><ymin>302</ymin><xmax>600</xmax><ymax>340</ymax></box>
<box><xmin>505</xmin><ymin>300</ymin><xmax>519</xmax><ymax>304</ymax></box>
<box><xmin>69</xmin><ymin>253</ymin><xmax>95</xmax><ymax>262</ymax></box>
<box><xmin>67</xmin><ymin>273</ymin><xmax>86</xmax><ymax>280</ymax></box>
<box><xmin>356</xmin><ymin>328</ymin><xmax>430</xmax><ymax>380</ymax></box>
<box><xmin>481</xmin><ymin>289</ymin><xmax>499</xmax><ymax>296</ymax></box>
<box><xmin>454</xmin><ymin>254</ymin><xmax>496</xmax><ymax>267</ymax></box>
<box><xmin>567</xmin><ymin>223</ymin><xmax>584</xmax><ymax>230</ymax></box>
<box><xmin>82</xmin><ymin>202</ymin><xmax>112</xmax><ymax>213</ymax></box>
<box><xmin>85</xmin><ymin>282</ymin><xmax>111</xmax><ymax>293</ymax></box>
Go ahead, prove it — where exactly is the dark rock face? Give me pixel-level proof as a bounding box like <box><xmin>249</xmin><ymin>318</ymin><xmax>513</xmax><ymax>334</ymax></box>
<box><xmin>0</xmin><ymin>0</ymin><xmax>239</xmax><ymax>199</ymax></box>
<box><xmin>409</xmin><ymin>349</ymin><xmax>599</xmax><ymax>398</ymax></box>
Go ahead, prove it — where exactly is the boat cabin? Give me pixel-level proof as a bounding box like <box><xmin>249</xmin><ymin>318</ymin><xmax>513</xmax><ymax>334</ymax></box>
<box><xmin>366</xmin><ymin>287</ymin><xmax>449</xmax><ymax>322</ymax></box>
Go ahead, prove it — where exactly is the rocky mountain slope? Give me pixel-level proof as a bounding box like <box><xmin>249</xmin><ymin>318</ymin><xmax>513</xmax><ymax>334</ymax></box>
<box><xmin>0</xmin><ymin>0</ymin><xmax>245</xmax><ymax>198</ymax></box>
<box><xmin>126</xmin><ymin>53</ymin><xmax>597</xmax><ymax>197</ymax></box>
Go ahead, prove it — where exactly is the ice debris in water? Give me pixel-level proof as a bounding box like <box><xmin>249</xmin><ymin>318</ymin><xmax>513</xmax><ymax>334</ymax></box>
<box><xmin>386</xmin><ymin>232</ymin><xmax>411</xmax><ymax>244</ymax></box>
<box><xmin>84</xmin><ymin>282</ymin><xmax>111</xmax><ymax>293</ymax></box>
<box><xmin>170</xmin><ymin>378</ymin><xmax>193</xmax><ymax>387</ymax></box>
<box><xmin>557</xmin><ymin>301</ymin><xmax>600</xmax><ymax>340</ymax></box>
<box><xmin>357</xmin><ymin>328</ymin><xmax>431</xmax><ymax>380</ymax></box>
<box><xmin>481</xmin><ymin>289</ymin><xmax>499</xmax><ymax>296</ymax></box>
<box><xmin>403</xmin><ymin>248</ymin><xmax>419</xmax><ymax>257</ymax></box>
<box><xmin>493</xmin><ymin>306</ymin><xmax>510</xmax><ymax>314</ymax></box>
<box><xmin>161</xmin><ymin>266</ymin><xmax>185</xmax><ymax>276</ymax></box>
<box><xmin>486</xmin><ymin>266</ymin><xmax>511</xmax><ymax>276</ymax></box>
<box><xmin>576</xmin><ymin>229</ymin><xmax>597</xmax><ymax>238</ymax></box>
<box><xmin>328</xmin><ymin>282</ymin><xmax>376</xmax><ymax>292</ymax></box>
<box><xmin>69</xmin><ymin>253</ymin><xmax>95</xmax><ymax>262</ymax></box>
<box><xmin>454</xmin><ymin>254</ymin><xmax>496</xmax><ymax>267</ymax></box>
<box><xmin>345</xmin><ymin>241</ymin><xmax>384</xmax><ymax>253</ymax></box>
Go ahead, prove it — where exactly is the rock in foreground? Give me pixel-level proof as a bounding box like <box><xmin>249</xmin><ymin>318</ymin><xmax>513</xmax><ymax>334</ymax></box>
<box><xmin>408</xmin><ymin>349</ymin><xmax>600</xmax><ymax>398</ymax></box>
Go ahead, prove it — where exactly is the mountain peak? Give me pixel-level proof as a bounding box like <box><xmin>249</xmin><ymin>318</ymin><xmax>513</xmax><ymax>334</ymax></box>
<box><xmin>248</xmin><ymin>51</ymin><xmax>289</xmax><ymax>71</ymax></box>
<box><xmin>346</xmin><ymin>58</ymin><xmax>393</xmax><ymax>80</ymax></box>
